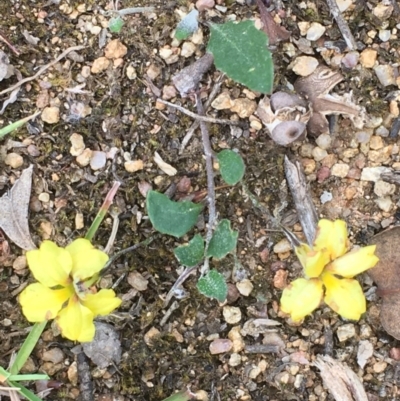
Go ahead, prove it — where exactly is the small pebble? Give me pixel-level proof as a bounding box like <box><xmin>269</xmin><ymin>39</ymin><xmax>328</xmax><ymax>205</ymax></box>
<box><xmin>374</xmin><ymin>65</ymin><xmax>396</xmax><ymax>86</ymax></box>
<box><xmin>223</xmin><ymin>306</ymin><xmax>242</xmax><ymax>324</ymax></box>
<box><xmin>312</xmin><ymin>147</ymin><xmax>328</xmax><ymax>162</ymax></box>
<box><xmin>13</xmin><ymin>255</ymin><xmax>27</xmax><ymax>271</ymax></box>
<box><xmin>124</xmin><ymin>160</ymin><xmax>144</xmax><ymax>173</ymax></box>
<box><xmin>41</xmin><ymin>106</ymin><xmax>60</xmax><ymax>124</ymax></box>
<box><xmin>291</xmin><ymin>56</ymin><xmax>318</xmax><ymax>76</ymax></box>
<box><xmin>196</xmin><ymin>0</ymin><xmax>215</xmax><ymax>10</ymax></box>
<box><xmin>374</xmin><ymin>180</ymin><xmax>395</xmax><ymax>197</ymax></box>
<box><xmin>379</xmin><ymin>29</ymin><xmax>391</xmax><ymax>42</ymax></box>
<box><xmin>273</xmin><ymin>269</ymin><xmax>288</xmax><ymax>289</ymax></box>
<box><xmin>42</xmin><ymin>348</ymin><xmax>64</xmax><ymax>364</ymax></box>
<box><xmin>360</xmin><ymin>48</ymin><xmax>377</xmax><ymax>68</ymax></box>
<box><xmin>38</xmin><ymin>192</ymin><xmax>50</xmax><ymax>203</ymax></box>
<box><xmin>181</xmin><ymin>42</ymin><xmax>196</xmax><ymax>58</ymax></box>
<box><xmin>315</xmin><ymin>134</ymin><xmax>332</xmax><ymax>150</ymax></box>
<box><xmin>337</xmin><ymin>323</ymin><xmax>356</xmax><ymax>342</ymax></box>
<box><xmin>375</xmin><ymin>197</ymin><xmax>393</xmax><ymax>212</ymax></box>
<box><xmin>27</xmin><ymin>144</ymin><xmax>40</xmax><ymax>157</ymax></box>
<box><xmin>228</xmin><ymin>353</ymin><xmax>242</xmax><ymax>367</ymax></box>
<box><xmin>76</xmin><ymin>148</ymin><xmax>92</xmax><ymax>167</ymax></box>
<box><xmin>373</xmin><ymin>361</ymin><xmax>387</xmax><ymax>373</ymax></box>
<box><xmin>360</xmin><ymin>166</ymin><xmax>391</xmax><ymax>182</ymax></box>
<box><xmin>230</xmin><ymin>98</ymin><xmax>257</xmax><ymax>118</ymax></box>
<box><xmin>69</xmin><ymin>133</ymin><xmax>85</xmax><ymax>156</ymax></box>
<box><xmin>104</xmin><ymin>39</ymin><xmax>127</xmax><ymax>59</ymax></box>
<box><xmin>273</xmin><ymin>238</ymin><xmax>291</xmax><ymax>253</ymax></box>
<box><xmin>331</xmin><ymin>163</ymin><xmax>350</xmax><ymax>178</ymax></box>
<box><xmin>236</xmin><ymin>279</ymin><xmax>253</xmax><ymax>296</ymax></box>
<box><xmin>91</xmin><ymin>57</ymin><xmax>110</xmax><ymax>74</ymax></box>
<box><xmin>90</xmin><ymin>151</ymin><xmax>106</xmax><ymax>170</ymax></box>
<box><xmin>5</xmin><ymin>152</ymin><xmax>23</xmax><ymax>168</ymax></box>
<box><xmin>209</xmin><ymin>339</ymin><xmax>233</xmax><ymax>355</ymax></box>
<box><xmin>320</xmin><ymin>191</ymin><xmax>333</xmax><ymax>204</ymax></box>
<box><xmin>306</xmin><ymin>22</ymin><xmax>326</xmax><ymax>41</ymax></box>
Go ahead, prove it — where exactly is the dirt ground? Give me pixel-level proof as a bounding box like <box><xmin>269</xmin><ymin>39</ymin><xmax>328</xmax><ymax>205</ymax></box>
<box><xmin>1</xmin><ymin>0</ymin><xmax>400</xmax><ymax>400</ymax></box>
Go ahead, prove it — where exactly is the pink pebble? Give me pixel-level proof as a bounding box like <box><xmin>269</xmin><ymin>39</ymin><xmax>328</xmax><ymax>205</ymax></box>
<box><xmin>209</xmin><ymin>339</ymin><xmax>233</xmax><ymax>355</ymax></box>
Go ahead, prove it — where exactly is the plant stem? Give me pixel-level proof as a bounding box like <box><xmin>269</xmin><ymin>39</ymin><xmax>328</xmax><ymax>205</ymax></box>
<box><xmin>0</xmin><ymin>112</ymin><xmax>41</xmax><ymax>140</ymax></box>
<box><xmin>117</xmin><ymin>7</ymin><xmax>155</xmax><ymax>15</ymax></box>
<box><xmin>10</xmin><ymin>321</ymin><xmax>47</xmax><ymax>375</ymax></box>
<box><xmin>85</xmin><ymin>181</ymin><xmax>121</xmax><ymax>242</ymax></box>
<box><xmin>195</xmin><ymin>93</ymin><xmax>217</xmax><ymax>275</ymax></box>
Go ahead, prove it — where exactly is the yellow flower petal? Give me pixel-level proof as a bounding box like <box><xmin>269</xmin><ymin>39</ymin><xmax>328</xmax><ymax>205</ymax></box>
<box><xmin>26</xmin><ymin>241</ymin><xmax>72</xmax><ymax>287</ymax></box>
<box><xmin>322</xmin><ymin>272</ymin><xmax>366</xmax><ymax>320</ymax></box>
<box><xmin>313</xmin><ymin>219</ymin><xmax>349</xmax><ymax>260</ymax></box>
<box><xmin>66</xmin><ymin>239</ymin><xmax>108</xmax><ymax>281</ymax></box>
<box><xmin>19</xmin><ymin>283</ymin><xmax>72</xmax><ymax>322</ymax></box>
<box><xmin>300</xmin><ymin>248</ymin><xmax>330</xmax><ymax>278</ymax></box>
<box><xmin>280</xmin><ymin>278</ymin><xmax>323</xmax><ymax>322</ymax></box>
<box><xmin>326</xmin><ymin>245</ymin><xmax>379</xmax><ymax>278</ymax></box>
<box><xmin>57</xmin><ymin>296</ymin><xmax>95</xmax><ymax>342</ymax></box>
<box><xmin>81</xmin><ymin>289</ymin><xmax>122</xmax><ymax>316</ymax></box>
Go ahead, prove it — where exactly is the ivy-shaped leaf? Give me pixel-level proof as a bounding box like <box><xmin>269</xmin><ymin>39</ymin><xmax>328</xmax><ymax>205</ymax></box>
<box><xmin>207</xmin><ymin>219</ymin><xmax>238</xmax><ymax>259</ymax></box>
<box><xmin>147</xmin><ymin>191</ymin><xmax>203</xmax><ymax>238</ymax></box>
<box><xmin>217</xmin><ymin>150</ymin><xmax>245</xmax><ymax>185</ymax></box>
<box><xmin>207</xmin><ymin>20</ymin><xmax>274</xmax><ymax>94</ymax></box>
<box><xmin>175</xmin><ymin>9</ymin><xmax>199</xmax><ymax>40</ymax></box>
<box><xmin>197</xmin><ymin>269</ymin><xmax>227</xmax><ymax>302</ymax></box>
<box><xmin>174</xmin><ymin>234</ymin><xmax>205</xmax><ymax>267</ymax></box>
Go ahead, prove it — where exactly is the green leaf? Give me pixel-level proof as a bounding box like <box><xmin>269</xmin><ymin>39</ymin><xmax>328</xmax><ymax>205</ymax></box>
<box><xmin>147</xmin><ymin>191</ymin><xmax>203</xmax><ymax>238</ymax></box>
<box><xmin>217</xmin><ymin>150</ymin><xmax>245</xmax><ymax>185</ymax></box>
<box><xmin>0</xmin><ymin>111</ymin><xmax>40</xmax><ymax>141</ymax></box>
<box><xmin>10</xmin><ymin>321</ymin><xmax>47</xmax><ymax>375</ymax></box>
<box><xmin>197</xmin><ymin>269</ymin><xmax>228</xmax><ymax>302</ymax></box>
<box><xmin>8</xmin><ymin>380</ymin><xmax>44</xmax><ymax>401</ymax></box>
<box><xmin>174</xmin><ymin>234</ymin><xmax>205</xmax><ymax>267</ymax></box>
<box><xmin>207</xmin><ymin>219</ymin><xmax>238</xmax><ymax>259</ymax></box>
<box><xmin>175</xmin><ymin>9</ymin><xmax>199</xmax><ymax>40</ymax></box>
<box><xmin>207</xmin><ymin>21</ymin><xmax>274</xmax><ymax>94</ymax></box>
<box><xmin>8</xmin><ymin>374</ymin><xmax>49</xmax><ymax>381</ymax></box>
<box><xmin>109</xmin><ymin>16</ymin><xmax>124</xmax><ymax>33</ymax></box>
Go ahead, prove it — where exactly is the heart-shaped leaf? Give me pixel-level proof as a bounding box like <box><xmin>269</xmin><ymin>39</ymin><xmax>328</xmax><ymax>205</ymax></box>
<box><xmin>197</xmin><ymin>269</ymin><xmax>227</xmax><ymax>302</ymax></box>
<box><xmin>207</xmin><ymin>219</ymin><xmax>238</xmax><ymax>259</ymax></box>
<box><xmin>207</xmin><ymin>20</ymin><xmax>274</xmax><ymax>94</ymax></box>
<box><xmin>368</xmin><ymin>226</ymin><xmax>400</xmax><ymax>339</ymax></box>
<box><xmin>174</xmin><ymin>234</ymin><xmax>205</xmax><ymax>267</ymax></box>
<box><xmin>146</xmin><ymin>190</ymin><xmax>203</xmax><ymax>238</ymax></box>
<box><xmin>217</xmin><ymin>150</ymin><xmax>245</xmax><ymax>185</ymax></box>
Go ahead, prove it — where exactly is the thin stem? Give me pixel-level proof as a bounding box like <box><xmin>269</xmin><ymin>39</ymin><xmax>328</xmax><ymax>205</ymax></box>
<box><xmin>157</xmin><ymin>99</ymin><xmax>245</xmax><ymax>127</ymax></box>
<box><xmin>10</xmin><ymin>321</ymin><xmax>47</xmax><ymax>375</ymax></box>
<box><xmin>195</xmin><ymin>93</ymin><xmax>217</xmax><ymax>275</ymax></box>
<box><xmin>85</xmin><ymin>181</ymin><xmax>121</xmax><ymax>242</ymax></box>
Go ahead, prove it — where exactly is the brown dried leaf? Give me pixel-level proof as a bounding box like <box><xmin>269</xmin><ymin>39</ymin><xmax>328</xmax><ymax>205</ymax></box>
<box><xmin>368</xmin><ymin>226</ymin><xmax>400</xmax><ymax>339</ymax></box>
<box><xmin>0</xmin><ymin>165</ymin><xmax>36</xmax><ymax>250</ymax></box>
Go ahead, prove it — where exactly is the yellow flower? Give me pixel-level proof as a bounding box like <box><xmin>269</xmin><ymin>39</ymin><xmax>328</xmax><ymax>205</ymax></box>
<box><xmin>19</xmin><ymin>239</ymin><xmax>121</xmax><ymax>342</ymax></box>
<box><xmin>280</xmin><ymin>219</ymin><xmax>379</xmax><ymax>322</ymax></box>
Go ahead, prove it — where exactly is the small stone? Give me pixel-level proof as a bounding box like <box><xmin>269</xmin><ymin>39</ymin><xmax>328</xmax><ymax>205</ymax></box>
<box><xmin>75</xmin><ymin>212</ymin><xmax>84</xmax><ymax>230</ymax></box>
<box><xmin>91</xmin><ymin>57</ymin><xmax>110</xmax><ymax>74</ymax></box>
<box><xmin>67</xmin><ymin>362</ymin><xmax>78</xmax><ymax>386</ymax></box>
<box><xmin>389</xmin><ymin>348</ymin><xmax>400</xmax><ymax>361</ymax></box>
<box><xmin>312</xmin><ymin>147</ymin><xmax>328</xmax><ymax>162</ymax></box>
<box><xmin>196</xmin><ymin>0</ymin><xmax>215</xmax><ymax>10</ymax></box>
<box><xmin>360</xmin><ymin>49</ymin><xmax>377</xmax><ymax>68</ymax></box>
<box><xmin>337</xmin><ymin>323</ymin><xmax>356</xmax><ymax>342</ymax></box>
<box><xmin>128</xmin><ymin>271</ymin><xmax>148</xmax><ymax>291</ymax></box>
<box><xmin>373</xmin><ymin>361</ymin><xmax>387</xmax><ymax>373</ymax></box>
<box><xmin>315</xmin><ymin>134</ymin><xmax>332</xmax><ymax>150</ymax></box>
<box><xmin>209</xmin><ymin>339</ymin><xmax>232</xmax><ymax>354</ymax></box>
<box><xmin>90</xmin><ymin>151</ymin><xmax>106</xmax><ymax>170</ymax></box>
<box><xmin>356</xmin><ymin>130</ymin><xmax>372</xmax><ymax>143</ymax></box>
<box><xmin>317</xmin><ymin>166</ymin><xmax>331</xmax><ymax>182</ymax></box>
<box><xmin>42</xmin><ymin>348</ymin><xmax>64</xmax><ymax>364</ymax></box>
<box><xmin>248</xmin><ymin>365</ymin><xmax>262</xmax><ymax>379</ymax></box>
<box><xmin>291</xmin><ymin>56</ymin><xmax>318</xmax><ymax>76</ymax></box>
<box><xmin>344</xmin><ymin>187</ymin><xmax>357</xmax><ymax>200</ymax></box>
<box><xmin>331</xmin><ymin>163</ymin><xmax>350</xmax><ymax>178</ymax></box>
<box><xmin>144</xmin><ymin>327</ymin><xmax>161</xmax><ymax>347</ymax></box>
<box><xmin>38</xmin><ymin>192</ymin><xmax>50</xmax><ymax>203</ymax></box>
<box><xmin>361</xmin><ymin>166</ymin><xmax>391</xmax><ymax>182</ymax></box>
<box><xmin>273</xmin><ymin>238</ymin><xmax>291</xmax><ymax>253</ymax></box>
<box><xmin>69</xmin><ymin>133</ymin><xmax>85</xmax><ymax>156</ymax></box>
<box><xmin>27</xmin><ymin>144</ymin><xmax>40</xmax><ymax>157</ymax></box>
<box><xmin>76</xmin><ymin>148</ymin><xmax>92</xmax><ymax>167</ymax></box>
<box><xmin>5</xmin><ymin>152</ymin><xmax>23</xmax><ymax>168</ymax></box>
<box><xmin>372</xmin><ymin>3</ymin><xmax>393</xmax><ymax>19</ymax></box>
<box><xmin>336</xmin><ymin>0</ymin><xmax>352</xmax><ymax>11</ymax></box>
<box><xmin>227</xmin><ymin>283</ymin><xmax>241</xmax><ymax>303</ymax></box>
<box><xmin>320</xmin><ymin>191</ymin><xmax>333</xmax><ymax>203</ymax></box>
<box><xmin>126</xmin><ymin>65</ymin><xmax>137</xmax><ymax>80</ymax></box>
<box><xmin>124</xmin><ymin>160</ymin><xmax>144</xmax><ymax>173</ymax></box>
<box><xmin>379</xmin><ymin>29</ymin><xmax>391</xmax><ymax>42</ymax></box>
<box><xmin>230</xmin><ymin>98</ymin><xmax>257</xmax><ymax>118</ymax></box>
<box><xmin>297</xmin><ymin>21</ymin><xmax>310</xmax><ymax>36</ymax></box>
<box><xmin>146</xmin><ymin>64</ymin><xmax>161</xmax><ymax>80</ymax></box>
<box><xmin>374</xmin><ymin>65</ymin><xmax>395</xmax><ymax>86</ymax></box>
<box><xmin>13</xmin><ymin>255</ymin><xmax>27</xmax><ymax>271</ymax></box>
<box><xmin>159</xmin><ymin>46</ymin><xmax>179</xmax><ymax>64</ymax></box>
<box><xmin>181</xmin><ymin>42</ymin><xmax>196</xmax><ymax>58</ymax></box>
<box><xmin>375</xmin><ymin>197</ymin><xmax>393</xmax><ymax>212</ymax></box>
<box><xmin>41</xmin><ymin>106</ymin><xmax>60</xmax><ymax>124</ymax></box>
<box><xmin>302</xmin><ymin>158</ymin><xmax>316</xmax><ymax>174</ymax></box>
<box><xmin>374</xmin><ymin>180</ymin><xmax>395</xmax><ymax>197</ymax></box>
<box><xmin>306</xmin><ymin>22</ymin><xmax>326</xmax><ymax>41</ymax></box>
<box><xmin>236</xmin><ymin>279</ymin><xmax>253</xmax><ymax>296</ymax></box>
<box><xmin>212</xmin><ymin>92</ymin><xmax>233</xmax><ymax>110</ymax></box>
<box><xmin>228</xmin><ymin>353</ymin><xmax>242</xmax><ymax>367</ymax></box>
<box><xmin>104</xmin><ymin>39</ymin><xmax>127</xmax><ymax>59</ymax></box>
<box><xmin>223</xmin><ymin>306</ymin><xmax>242</xmax><ymax>324</ymax></box>
<box><xmin>341</xmin><ymin>51</ymin><xmax>360</xmax><ymax>69</ymax></box>
<box><xmin>273</xmin><ymin>269</ymin><xmax>288</xmax><ymax>289</ymax></box>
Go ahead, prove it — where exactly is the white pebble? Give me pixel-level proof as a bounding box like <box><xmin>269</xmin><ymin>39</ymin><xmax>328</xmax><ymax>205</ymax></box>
<box><xmin>90</xmin><ymin>151</ymin><xmax>106</xmax><ymax>170</ymax></box>
<box><xmin>315</xmin><ymin>133</ymin><xmax>332</xmax><ymax>150</ymax></box>
<box><xmin>223</xmin><ymin>306</ymin><xmax>242</xmax><ymax>324</ymax></box>
<box><xmin>306</xmin><ymin>22</ymin><xmax>326</xmax><ymax>41</ymax></box>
